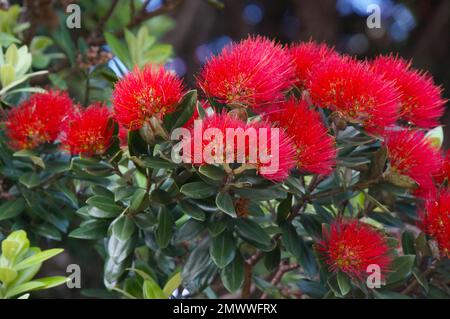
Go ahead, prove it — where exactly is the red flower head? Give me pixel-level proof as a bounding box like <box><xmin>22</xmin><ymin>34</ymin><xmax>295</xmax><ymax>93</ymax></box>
<box><xmin>309</xmin><ymin>56</ymin><xmax>400</xmax><ymax>133</ymax></box>
<box><xmin>266</xmin><ymin>98</ymin><xmax>336</xmax><ymax>175</ymax></box>
<box><xmin>112</xmin><ymin>65</ymin><xmax>184</xmax><ymax>130</ymax></box>
<box><xmin>384</xmin><ymin>129</ymin><xmax>442</xmax><ymax>197</ymax></box>
<box><xmin>316</xmin><ymin>220</ymin><xmax>392</xmax><ymax>280</ymax></box>
<box><xmin>5</xmin><ymin>90</ymin><xmax>73</xmax><ymax>149</ymax></box>
<box><xmin>185</xmin><ymin>112</ymin><xmax>296</xmax><ymax>181</ymax></box>
<box><xmin>289</xmin><ymin>41</ymin><xmax>338</xmax><ymax>91</ymax></box>
<box><xmin>371</xmin><ymin>55</ymin><xmax>446</xmax><ymax>128</ymax></box>
<box><xmin>198</xmin><ymin>36</ymin><xmax>294</xmax><ymax>111</ymax></box>
<box><xmin>421</xmin><ymin>190</ymin><xmax>450</xmax><ymax>258</ymax></box>
<box><xmin>118</xmin><ymin>126</ymin><xmax>129</xmax><ymax>147</ymax></box>
<box><xmin>62</xmin><ymin>103</ymin><xmax>114</xmax><ymax>156</ymax></box>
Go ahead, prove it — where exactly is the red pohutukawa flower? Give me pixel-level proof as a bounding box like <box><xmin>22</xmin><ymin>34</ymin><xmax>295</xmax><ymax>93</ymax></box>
<box><xmin>421</xmin><ymin>191</ymin><xmax>450</xmax><ymax>257</ymax></box>
<box><xmin>62</xmin><ymin>103</ymin><xmax>114</xmax><ymax>156</ymax></box>
<box><xmin>184</xmin><ymin>112</ymin><xmax>296</xmax><ymax>181</ymax></box>
<box><xmin>5</xmin><ymin>90</ymin><xmax>73</xmax><ymax>149</ymax></box>
<box><xmin>118</xmin><ymin>126</ymin><xmax>129</xmax><ymax>147</ymax></box>
<box><xmin>316</xmin><ymin>220</ymin><xmax>392</xmax><ymax>279</ymax></box>
<box><xmin>383</xmin><ymin>129</ymin><xmax>442</xmax><ymax>197</ymax></box>
<box><xmin>309</xmin><ymin>56</ymin><xmax>400</xmax><ymax>133</ymax></box>
<box><xmin>112</xmin><ymin>65</ymin><xmax>184</xmax><ymax>130</ymax></box>
<box><xmin>371</xmin><ymin>55</ymin><xmax>446</xmax><ymax>128</ymax></box>
<box><xmin>198</xmin><ymin>36</ymin><xmax>294</xmax><ymax>111</ymax></box>
<box><xmin>266</xmin><ymin>98</ymin><xmax>336</xmax><ymax>175</ymax></box>
<box><xmin>289</xmin><ymin>41</ymin><xmax>338</xmax><ymax>91</ymax></box>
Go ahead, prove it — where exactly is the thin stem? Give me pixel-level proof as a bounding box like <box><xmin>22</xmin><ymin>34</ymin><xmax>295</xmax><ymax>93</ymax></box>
<box><xmin>261</xmin><ymin>262</ymin><xmax>300</xmax><ymax>299</ymax></box>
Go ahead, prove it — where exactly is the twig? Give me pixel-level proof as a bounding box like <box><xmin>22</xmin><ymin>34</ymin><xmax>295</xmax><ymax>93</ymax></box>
<box><xmin>401</xmin><ymin>265</ymin><xmax>436</xmax><ymax>295</ymax></box>
<box><xmin>98</xmin><ymin>0</ymin><xmax>120</xmax><ymax>31</ymax></box>
<box><xmin>241</xmin><ymin>262</ymin><xmax>253</xmax><ymax>298</ymax></box>
<box><xmin>261</xmin><ymin>262</ymin><xmax>300</xmax><ymax>299</ymax></box>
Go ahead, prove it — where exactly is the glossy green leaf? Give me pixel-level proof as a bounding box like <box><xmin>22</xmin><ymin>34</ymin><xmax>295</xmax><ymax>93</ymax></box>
<box><xmin>210</xmin><ymin>231</ymin><xmax>236</xmax><ymax>268</ymax></box>
<box><xmin>216</xmin><ymin>192</ymin><xmax>236</xmax><ymax>217</ymax></box>
<box><xmin>235</xmin><ymin>219</ymin><xmax>273</xmax><ymax>252</ymax></box>
<box><xmin>155</xmin><ymin>206</ymin><xmax>174</xmax><ymax>249</ymax></box>
<box><xmin>221</xmin><ymin>253</ymin><xmax>244</xmax><ymax>293</ymax></box>
<box><xmin>180</xmin><ymin>182</ymin><xmax>216</xmax><ymax>199</ymax></box>
<box><xmin>0</xmin><ymin>198</ymin><xmax>25</xmax><ymax>221</ymax></box>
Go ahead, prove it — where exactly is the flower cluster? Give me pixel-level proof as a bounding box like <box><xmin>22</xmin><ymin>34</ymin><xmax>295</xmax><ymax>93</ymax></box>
<box><xmin>5</xmin><ymin>90</ymin><xmax>73</xmax><ymax>149</ymax></box>
<box><xmin>421</xmin><ymin>191</ymin><xmax>450</xmax><ymax>257</ymax></box>
<box><xmin>265</xmin><ymin>98</ymin><xmax>336</xmax><ymax>175</ymax></box>
<box><xmin>184</xmin><ymin>112</ymin><xmax>296</xmax><ymax>181</ymax></box>
<box><xmin>112</xmin><ymin>65</ymin><xmax>184</xmax><ymax>130</ymax></box>
<box><xmin>289</xmin><ymin>41</ymin><xmax>338</xmax><ymax>91</ymax></box>
<box><xmin>308</xmin><ymin>55</ymin><xmax>400</xmax><ymax>133</ymax></box>
<box><xmin>198</xmin><ymin>36</ymin><xmax>294</xmax><ymax>111</ymax></box>
<box><xmin>62</xmin><ymin>103</ymin><xmax>114</xmax><ymax>156</ymax></box>
<box><xmin>317</xmin><ymin>220</ymin><xmax>392</xmax><ymax>279</ymax></box>
<box><xmin>383</xmin><ymin>129</ymin><xmax>442</xmax><ymax>197</ymax></box>
<box><xmin>371</xmin><ymin>55</ymin><xmax>446</xmax><ymax>128</ymax></box>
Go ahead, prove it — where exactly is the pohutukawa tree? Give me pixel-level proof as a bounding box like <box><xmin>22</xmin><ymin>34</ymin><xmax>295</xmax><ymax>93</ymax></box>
<box><xmin>0</xmin><ymin>19</ymin><xmax>449</xmax><ymax>299</ymax></box>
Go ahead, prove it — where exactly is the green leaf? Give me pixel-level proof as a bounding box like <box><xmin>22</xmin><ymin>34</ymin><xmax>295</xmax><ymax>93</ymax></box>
<box><xmin>144</xmin><ymin>44</ymin><xmax>172</xmax><ymax>64</ymax></box>
<box><xmin>216</xmin><ymin>192</ymin><xmax>236</xmax><ymax>217</ymax></box>
<box><xmin>14</xmin><ymin>249</ymin><xmax>64</xmax><ymax>271</ymax></box>
<box><xmin>387</xmin><ymin>255</ymin><xmax>416</xmax><ymax>285</ymax></box>
<box><xmin>143</xmin><ymin>278</ymin><xmax>166</xmax><ymax>299</ymax></box>
<box><xmin>164</xmin><ymin>90</ymin><xmax>197</xmax><ymax>131</ymax></box>
<box><xmin>0</xmin><ymin>198</ymin><xmax>25</xmax><ymax>221</ymax></box>
<box><xmin>142</xmin><ymin>157</ymin><xmax>177</xmax><ymax>169</ymax></box>
<box><xmin>35</xmin><ymin>276</ymin><xmax>68</xmax><ymax>289</ymax></box>
<box><xmin>277</xmin><ymin>194</ymin><xmax>292</xmax><ymax>224</ymax></box>
<box><xmin>104</xmin><ymin>32</ymin><xmax>131</xmax><ymax>68</ymax></box>
<box><xmin>179</xmin><ymin>201</ymin><xmax>205</xmax><ymax>221</ymax></box>
<box><xmin>87</xmin><ymin>206</ymin><xmax>121</xmax><ymax>219</ymax></box>
<box><xmin>264</xmin><ymin>245</ymin><xmax>281</xmax><ymax>272</ymax></box>
<box><xmin>173</xmin><ymin>219</ymin><xmax>205</xmax><ymax>244</ymax></box>
<box><xmin>0</xmin><ymin>267</ymin><xmax>18</xmax><ymax>285</ymax></box>
<box><xmin>18</xmin><ymin>172</ymin><xmax>41</xmax><ymax>188</ymax></box>
<box><xmin>86</xmin><ymin>196</ymin><xmax>123</xmax><ymax>214</ymax></box>
<box><xmin>0</xmin><ymin>63</ymin><xmax>15</xmax><ymax>87</ymax></box>
<box><xmin>298</xmin><ymin>279</ymin><xmax>327</xmax><ymax>298</ymax></box>
<box><xmin>4</xmin><ymin>281</ymin><xmax>45</xmax><ymax>299</ymax></box>
<box><xmin>129</xmin><ymin>189</ymin><xmax>148</xmax><ymax>213</ymax></box>
<box><xmin>155</xmin><ymin>206</ymin><xmax>174</xmax><ymax>249</ymax></box>
<box><xmin>210</xmin><ymin>231</ymin><xmax>236</xmax><ymax>268</ymax></box>
<box><xmin>69</xmin><ymin>220</ymin><xmax>108</xmax><ymax>240</ymax></box>
<box><xmin>373</xmin><ymin>290</ymin><xmax>412</xmax><ymax>299</ymax></box>
<box><xmin>235</xmin><ymin>219</ymin><xmax>273</xmax><ymax>252</ymax></box>
<box><xmin>281</xmin><ymin>224</ymin><xmax>317</xmax><ymax>276</ymax></box>
<box><xmin>111</xmin><ymin>215</ymin><xmax>136</xmax><ymax>241</ymax></box>
<box><xmin>180</xmin><ymin>181</ymin><xmax>217</xmax><ymax>199</ymax></box>
<box><xmin>221</xmin><ymin>253</ymin><xmax>244</xmax><ymax>293</ymax></box>
<box><xmin>163</xmin><ymin>272</ymin><xmax>182</xmax><ymax>298</ymax></box>
<box><xmin>337</xmin><ymin>272</ymin><xmax>351</xmax><ymax>296</ymax></box>
<box><xmin>128</xmin><ymin>130</ymin><xmax>148</xmax><ymax>157</ymax></box>
<box><xmin>401</xmin><ymin>230</ymin><xmax>416</xmax><ymax>255</ymax></box>
<box><xmin>198</xmin><ymin>165</ymin><xmax>226</xmax><ymax>181</ymax></box>
<box><xmin>13</xmin><ymin>150</ymin><xmax>45</xmax><ymax>168</ymax></box>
